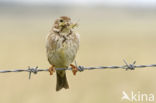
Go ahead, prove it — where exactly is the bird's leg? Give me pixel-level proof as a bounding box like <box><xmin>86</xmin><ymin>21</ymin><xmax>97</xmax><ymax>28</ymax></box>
<box><xmin>48</xmin><ymin>65</ymin><xmax>55</xmax><ymax>75</ymax></box>
<box><xmin>70</xmin><ymin>64</ymin><xmax>78</xmax><ymax>75</ymax></box>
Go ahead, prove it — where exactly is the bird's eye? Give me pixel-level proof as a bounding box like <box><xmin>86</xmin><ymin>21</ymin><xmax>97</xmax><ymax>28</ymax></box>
<box><xmin>60</xmin><ymin>20</ymin><xmax>63</xmax><ymax>22</ymax></box>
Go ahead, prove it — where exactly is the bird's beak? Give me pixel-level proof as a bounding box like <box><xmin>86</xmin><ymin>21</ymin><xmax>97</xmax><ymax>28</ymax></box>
<box><xmin>59</xmin><ymin>22</ymin><xmax>65</xmax><ymax>26</ymax></box>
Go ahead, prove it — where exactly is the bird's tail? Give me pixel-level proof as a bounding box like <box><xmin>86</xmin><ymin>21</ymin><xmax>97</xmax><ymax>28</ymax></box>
<box><xmin>56</xmin><ymin>71</ymin><xmax>69</xmax><ymax>91</ymax></box>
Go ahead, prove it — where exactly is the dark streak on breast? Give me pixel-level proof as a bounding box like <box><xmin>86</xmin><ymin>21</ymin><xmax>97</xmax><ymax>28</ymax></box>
<box><xmin>62</xmin><ymin>30</ymin><xmax>72</xmax><ymax>44</ymax></box>
<box><xmin>62</xmin><ymin>36</ymin><xmax>67</xmax><ymax>43</ymax></box>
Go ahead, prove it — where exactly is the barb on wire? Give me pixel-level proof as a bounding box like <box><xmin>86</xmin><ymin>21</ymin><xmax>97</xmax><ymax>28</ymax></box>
<box><xmin>0</xmin><ymin>60</ymin><xmax>156</xmax><ymax>79</ymax></box>
<box><xmin>123</xmin><ymin>59</ymin><xmax>136</xmax><ymax>70</ymax></box>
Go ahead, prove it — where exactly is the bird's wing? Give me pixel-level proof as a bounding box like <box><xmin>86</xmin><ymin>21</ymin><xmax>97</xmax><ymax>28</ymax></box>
<box><xmin>46</xmin><ymin>32</ymin><xmax>58</xmax><ymax>51</ymax></box>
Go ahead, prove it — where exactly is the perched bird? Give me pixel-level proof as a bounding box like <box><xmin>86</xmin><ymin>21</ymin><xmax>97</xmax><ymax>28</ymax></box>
<box><xmin>46</xmin><ymin>16</ymin><xmax>80</xmax><ymax>91</ymax></box>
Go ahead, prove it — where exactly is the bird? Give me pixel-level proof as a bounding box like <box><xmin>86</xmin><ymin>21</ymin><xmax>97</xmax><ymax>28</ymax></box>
<box><xmin>46</xmin><ymin>16</ymin><xmax>80</xmax><ymax>91</ymax></box>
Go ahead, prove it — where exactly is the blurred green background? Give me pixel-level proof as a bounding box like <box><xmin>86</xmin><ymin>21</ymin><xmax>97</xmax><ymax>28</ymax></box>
<box><xmin>0</xmin><ymin>0</ymin><xmax>156</xmax><ymax>103</ymax></box>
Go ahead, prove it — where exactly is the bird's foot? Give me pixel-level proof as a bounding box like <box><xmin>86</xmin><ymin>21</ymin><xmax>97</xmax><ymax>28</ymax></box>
<box><xmin>48</xmin><ymin>65</ymin><xmax>55</xmax><ymax>75</ymax></box>
<box><xmin>70</xmin><ymin>64</ymin><xmax>78</xmax><ymax>75</ymax></box>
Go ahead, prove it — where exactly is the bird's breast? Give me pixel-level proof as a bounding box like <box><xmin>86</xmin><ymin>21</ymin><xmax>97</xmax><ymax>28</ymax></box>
<box><xmin>47</xmin><ymin>34</ymin><xmax>79</xmax><ymax>68</ymax></box>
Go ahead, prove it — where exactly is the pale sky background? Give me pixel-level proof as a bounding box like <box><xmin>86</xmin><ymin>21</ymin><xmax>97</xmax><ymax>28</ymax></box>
<box><xmin>1</xmin><ymin>0</ymin><xmax>156</xmax><ymax>6</ymax></box>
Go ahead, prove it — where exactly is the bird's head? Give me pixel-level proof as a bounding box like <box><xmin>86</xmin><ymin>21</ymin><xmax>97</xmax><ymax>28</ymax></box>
<box><xmin>53</xmin><ymin>16</ymin><xmax>78</xmax><ymax>33</ymax></box>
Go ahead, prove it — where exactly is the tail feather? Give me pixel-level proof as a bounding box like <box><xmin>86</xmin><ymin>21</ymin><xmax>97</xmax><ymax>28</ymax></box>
<box><xmin>56</xmin><ymin>71</ymin><xmax>69</xmax><ymax>91</ymax></box>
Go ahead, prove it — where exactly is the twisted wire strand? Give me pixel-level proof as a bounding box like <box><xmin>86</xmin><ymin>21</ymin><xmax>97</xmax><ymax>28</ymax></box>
<box><xmin>0</xmin><ymin>60</ymin><xmax>156</xmax><ymax>79</ymax></box>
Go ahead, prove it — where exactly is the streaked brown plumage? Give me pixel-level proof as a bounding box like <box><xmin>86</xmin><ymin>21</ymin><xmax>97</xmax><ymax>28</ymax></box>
<box><xmin>46</xmin><ymin>16</ymin><xmax>80</xmax><ymax>91</ymax></box>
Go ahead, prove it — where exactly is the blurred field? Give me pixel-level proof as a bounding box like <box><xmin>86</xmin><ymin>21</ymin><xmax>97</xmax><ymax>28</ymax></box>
<box><xmin>0</xmin><ymin>4</ymin><xmax>156</xmax><ymax>103</ymax></box>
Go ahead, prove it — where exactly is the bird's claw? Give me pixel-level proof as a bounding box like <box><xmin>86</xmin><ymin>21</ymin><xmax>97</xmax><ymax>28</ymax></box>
<box><xmin>48</xmin><ymin>65</ymin><xmax>55</xmax><ymax>75</ymax></box>
<box><xmin>70</xmin><ymin>64</ymin><xmax>78</xmax><ymax>75</ymax></box>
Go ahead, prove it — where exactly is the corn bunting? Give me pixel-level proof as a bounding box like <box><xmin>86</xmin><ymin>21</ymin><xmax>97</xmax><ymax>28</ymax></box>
<box><xmin>46</xmin><ymin>16</ymin><xmax>80</xmax><ymax>91</ymax></box>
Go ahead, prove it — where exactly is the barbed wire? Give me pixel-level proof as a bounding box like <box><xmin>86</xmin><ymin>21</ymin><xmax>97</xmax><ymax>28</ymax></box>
<box><xmin>0</xmin><ymin>60</ymin><xmax>156</xmax><ymax>79</ymax></box>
